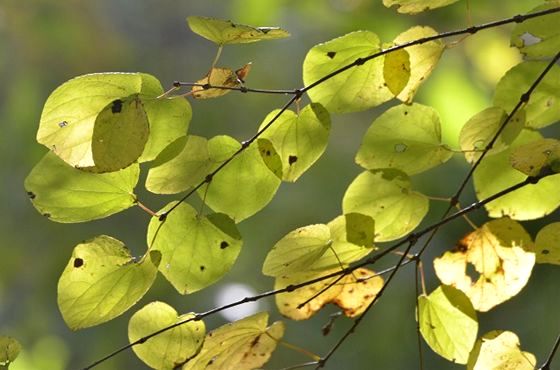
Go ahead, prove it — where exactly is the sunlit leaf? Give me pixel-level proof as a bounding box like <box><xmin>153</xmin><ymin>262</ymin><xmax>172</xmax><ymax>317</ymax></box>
<box><xmin>147</xmin><ymin>202</ymin><xmax>242</xmax><ymax>294</ymax></box>
<box><xmin>418</xmin><ymin>285</ymin><xmax>478</xmax><ymax>364</ymax></box>
<box><xmin>257</xmin><ymin>138</ymin><xmax>283</xmax><ymax>179</ymax></box>
<box><xmin>198</xmin><ymin>135</ymin><xmax>281</xmax><ymax>222</ymax></box>
<box><xmin>333</xmin><ymin>268</ymin><xmax>383</xmax><ymax>317</ymax></box>
<box><xmin>467</xmin><ymin>331</ymin><xmax>536</xmax><ymax>370</ymax></box>
<box><xmin>57</xmin><ymin>235</ymin><xmax>160</xmax><ymax>330</ymax></box>
<box><xmin>303</xmin><ymin>31</ymin><xmax>392</xmax><ymax>113</ymax></box>
<box><xmin>187</xmin><ymin>16</ymin><xmax>290</xmax><ymax>45</ymax></box>
<box><xmin>192</xmin><ymin>67</ymin><xmax>241</xmax><ymax>99</ymax></box>
<box><xmin>0</xmin><ymin>336</ymin><xmax>21</xmax><ymax>366</ymax></box>
<box><xmin>183</xmin><ymin>312</ymin><xmax>284</xmax><ymax>370</ymax></box>
<box><xmin>146</xmin><ymin>135</ymin><xmax>213</xmax><ymax>194</ymax></box>
<box><xmin>533</xmin><ymin>222</ymin><xmax>560</xmax><ymax>264</ymax></box>
<box><xmin>474</xmin><ymin>130</ymin><xmax>560</xmax><ymax>220</ymax></box>
<box><xmin>494</xmin><ymin>61</ymin><xmax>560</xmax><ymax>129</ymax></box>
<box><xmin>383</xmin><ymin>48</ymin><xmax>411</xmax><ymax>96</ymax></box>
<box><xmin>393</xmin><ymin>26</ymin><xmax>445</xmax><ymax>103</ymax></box>
<box><xmin>258</xmin><ymin>103</ymin><xmax>331</xmax><ymax>182</ymax></box>
<box><xmin>330</xmin><ymin>213</ymin><xmax>375</xmax><ymax>248</ymax></box>
<box><xmin>37</xmin><ymin>73</ymin><xmax>154</xmax><ymax>169</ymax></box>
<box><xmin>356</xmin><ymin>103</ymin><xmax>452</xmax><ymax>175</ymax></box>
<box><xmin>24</xmin><ymin>152</ymin><xmax>139</xmax><ymax>223</ymax></box>
<box><xmin>511</xmin><ymin>1</ymin><xmax>560</xmax><ymax>59</ymax></box>
<box><xmin>509</xmin><ymin>138</ymin><xmax>560</xmax><ymax>176</ymax></box>
<box><xmin>434</xmin><ymin>218</ymin><xmax>535</xmax><ymax>312</ymax></box>
<box><xmin>383</xmin><ymin>0</ymin><xmax>460</xmax><ymax>14</ymax></box>
<box><xmin>342</xmin><ymin>169</ymin><xmax>429</xmax><ymax>241</ymax></box>
<box><xmin>129</xmin><ymin>302</ymin><xmax>205</xmax><ymax>370</ymax></box>
<box><xmin>459</xmin><ymin>107</ymin><xmax>525</xmax><ymax>163</ymax></box>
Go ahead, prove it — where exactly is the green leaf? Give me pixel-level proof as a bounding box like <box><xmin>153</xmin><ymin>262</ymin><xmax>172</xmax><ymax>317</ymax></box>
<box><xmin>418</xmin><ymin>285</ymin><xmax>478</xmax><ymax>364</ymax></box>
<box><xmin>494</xmin><ymin>61</ymin><xmax>560</xmax><ymax>129</ymax></box>
<box><xmin>57</xmin><ymin>235</ymin><xmax>160</xmax><ymax>330</ymax></box>
<box><xmin>459</xmin><ymin>107</ymin><xmax>525</xmax><ymax>163</ymax></box>
<box><xmin>356</xmin><ymin>103</ymin><xmax>452</xmax><ymax>175</ymax></box>
<box><xmin>24</xmin><ymin>152</ymin><xmax>139</xmax><ymax>223</ymax></box>
<box><xmin>198</xmin><ymin>135</ymin><xmax>281</xmax><ymax>222</ymax></box>
<box><xmin>187</xmin><ymin>16</ymin><xmax>290</xmax><ymax>45</ymax></box>
<box><xmin>303</xmin><ymin>31</ymin><xmax>392</xmax><ymax>113</ymax></box>
<box><xmin>383</xmin><ymin>48</ymin><xmax>411</xmax><ymax>96</ymax></box>
<box><xmin>342</xmin><ymin>170</ymin><xmax>429</xmax><ymax>241</ymax></box>
<box><xmin>258</xmin><ymin>103</ymin><xmax>331</xmax><ymax>182</ymax></box>
<box><xmin>332</xmin><ymin>213</ymin><xmax>375</xmax><ymax>248</ymax></box>
<box><xmin>147</xmin><ymin>202</ymin><xmax>242</xmax><ymax>294</ymax></box>
<box><xmin>511</xmin><ymin>1</ymin><xmax>560</xmax><ymax>59</ymax></box>
<box><xmin>146</xmin><ymin>135</ymin><xmax>213</xmax><ymax>194</ymax></box>
<box><xmin>392</xmin><ymin>26</ymin><xmax>445</xmax><ymax>103</ymax></box>
<box><xmin>257</xmin><ymin>138</ymin><xmax>283</xmax><ymax>179</ymax></box>
<box><xmin>183</xmin><ymin>312</ymin><xmax>284</xmax><ymax>370</ymax></box>
<box><xmin>467</xmin><ymin>331</ymin><xmax>536</xmax><ymax>370</ymax></box>
<box><xmin>383</xmin><ymin>0</ymin><xmax>460</xmax><ymax>14</ymax></box>
<box><xmin>37</xmin><ymin>72</ymin><xmax>155</xmax><ymax>169</ymax></box>
<box><xmin>509</xmin><ymin>138</ymin><xmax>560</xmax><ymax>176</ymax></box>
<box><xmin>474</xmin><ymin>130</ymin><xmax>560</xmax><ymax>220</ymax></box>
<box><xmin>533</xmin><ymin>222</ymin><xmax>560</xmax><ymax>264</ymax></box>
<box><xmin>129</xmin><ymin>302</ymin><xmax>205</xmax><ymax>370</ymax></box>
<box><xmin>0</xmin><ymin>337</ymin><xmax>21</xmax><ymax>366</ymax></box>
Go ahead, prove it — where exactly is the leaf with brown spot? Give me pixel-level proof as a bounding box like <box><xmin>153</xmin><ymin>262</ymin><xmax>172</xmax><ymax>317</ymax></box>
<box><xmin>192</xmin><ymin>67</ymin><xmax>241</xmax><ymax>99</ymax></box>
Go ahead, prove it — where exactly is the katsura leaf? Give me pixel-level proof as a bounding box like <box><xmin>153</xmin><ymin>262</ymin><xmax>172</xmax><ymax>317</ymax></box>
<box><xmin>332</xmin><ymin>268</ymin><xmax>383</xmax><ymax>317</ymax></box>
<box><xmin>383</xmin><ymin>48</ymin><xmax>411</xmax><ymax>96</ymax></box>
<box><xmin>511</xmin><ymin>1</ymin><xmax>560</xmax><ymax>59</ymax></box>
<box><xmin>191</xmin><ymin>67</ymin><xmax>240</xmax><ymax>99</ymax></box>
<box><xmin>303</xmin><ymin>31</ymin><xmax>392</xmax><ymax>113</ymax></box>
<box><xmin>383</xmin><ymin>0</ymin><xmax>460</xmax><ymax>14</ymax></box>
<box><xmin>257</xmin><ymin>138</ymin><xmax>283</xmax><ymax>179</ymax></box>
<box><xmin>187</xmin><ymin>16</ymin><xmax>289</xmax><ymax>45</ymax></box>
<box><xmin>258</xmin><ymin>103</ymin><xmax>331</xmax><ymax>182</ymax></box>
<box><xmin>356</xmin><ymin>103</ymin><xmax>452</xmax><ymax>175</ymax></box>
<box><xmin>0</xmin><ymin>336</ymin><xmax>21</xmax><ymax>366</ymax></box>
<box><xmin>57</xmin><ymin>235</ymin><xmax>160</xmax><ymax>330</ymax></box>
<box><xmin>342</xmin><ymin>170</ymin><xmax>429</xmax><ymax>241</ymax></box>
<box><xmin>182</xmin><ymin>312</ymin><xmax>284</xmax><ymax>370</ymax></box>
<box><xmin>128</xmin><ymin>302</ymin><xmax>205</xmax><ymax>370</ymax></box>
<box><xmin>509</xmin><ymin>138</ymin><xmax>560</xmax><ymax>176</ymax></box>
<box><xmin>418</xmin><ymin>285</ymin><xmax>478</xmax><ymax>364</ymax></box>
<box><xmin>24</xmin><ymin>152</ymin><xmax>139</xmax><ymax>223</ymax></box>
<box><xmin>533</xmin><ymin>222</ymin><xmax>560</xmax><ymax>264</ymax></box>
<box><xmin>467</xmin><ymin>331</ymin><xmax>536</xmax><ymax>370</ymax></box>
<box><xmin>147</xmin><ymin>202</ymin><xmax>242</xmax><ymax>294</ymax></box>
<box><xmin>434</xmin><ymin>218</ymin><xmax>535</xmax><ymax>312</ymax></box>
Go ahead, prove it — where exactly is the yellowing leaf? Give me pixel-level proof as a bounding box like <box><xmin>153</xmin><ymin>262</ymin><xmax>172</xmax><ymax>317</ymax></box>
<box><xmin>24</xmin><ymin>152</ymin><xmax>139</xmax><ymax>223</ymax></box>
<box><xmin>0</xmin><ymin>336</ymin><xmax>21</xmax><ymax>366</ymax></box>
<box><xmin>147</xmin><ymin>202</ymin><xmax>242</xmax><ymax>294</ymax></box>
<box><xmin>434</xmin><ymin>218</ymin><xmax>535</xmax><ymax>312</ymax></box>
<box><xmin>467</xmin><ymin>331</ymin><xmax>536</xmax><ymax>370</ymax></box>
<box><xmin>533</xmin><ymin>222</ymin><xmax>560</xmax><ymax>264</ymax></box>
<box><xmin>509</xmin><ymin>138</ymin><xmax>560</xmax><ymax>176</ymax></box>
<box><xmin>303</xmin><ymin>31</ymin><xmax>392</xmax><ymax>113</ymax></box>
<box><xmin>393</xmin><ymin>26</ymin><xmax>445</xmax><ymax>103</ymax></box>
<box><xmin>511</xmin><ymin>1</ymin><xmax>560</xmax><ymax>59</ymax></box>
<box><xmin>187</xmin><ymin>16</ymin><xmax>289</xmax><ymax>45</ymax></box>
<box><xmin>333</xmin><ymin>268</ymin><xmax>383</xmax><ymax>317</ymax></box>
<box><xmin>192</xmin><ymin>67</ymin><xmax>241</xmax><ymax>99</ymax></box>
<box><xmin>355</xmin><ymin>103</ymin><xmax>452</xmax><ymax>175</ymax></box>
<box><xmin>129</xmin><ymin>302</ymin><xmax>205</xmax><ymax>370</ymax></box>
<box><xmin>57</xmin><ymin>235</ymin><xmax>160</xmax><ymax>330</ymax></box>
<box><xmin>383</xmin><ymin>0</ymin><xmax>460</xmax><ymax>14</ymax></box>
<box><xmin>383</xmin><ymin>48</ymin><xmax>411</xmax><ymax>96</ymax></box>
<box><xmin>342</xmin><ymin>170</ymin><xmax>429</xmax><ymax>241</ymax></box>
<box><xmin>418</xmin><ymin>285</ymin><xmax>478</xmax><ymax>364</ymax></box>
<box><xmin>183</xmin><ymin>312</ymin><xmax>284</xmax><ymax>370</ymax></box>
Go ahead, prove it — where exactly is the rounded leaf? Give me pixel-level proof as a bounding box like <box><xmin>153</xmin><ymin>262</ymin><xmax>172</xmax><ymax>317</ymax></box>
<box><xmin>192</xmin><ymin>67</ymin><xmax>240</xmax><ymax>99</ymax></box>
<box><xmin>511</xmin><ymin>2</ymin><xmax>560</xmax><ymax>59</ymax></box>
<box><xmin>0</xmin><ymin>336</ymin><xmax>21</xmax><ymax>366</ymax></box>
<box><xmin>467</xmin><ymin>331</ymin><xmax>536</xmax><ymax>370</ymax></box>
<box><xmin>383</xmin><ymin>0</ymin><xmax>460</xmax><ymax>14</ymax></box>
<box><xmin>509</xmin><ymin>138</ymin><xmax>560</xmax><ymax>176</ymax></box>
<box><xmin>383</xmin><ymin>48</ymin><xmax>410</xmax><ymax>96</ymax></box>
<box><xmin>534</xmin><ymin>222</ymin><xmax>560</xmax><ymax>264</ymax></box>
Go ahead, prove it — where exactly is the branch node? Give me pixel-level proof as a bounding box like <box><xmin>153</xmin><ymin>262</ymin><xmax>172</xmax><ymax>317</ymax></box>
<box><xmin>241</xmin><ymin>140</ymin><xmax>250</xmax><ymax>149</ymax></box>
<box><xmin>520</xmin><ymin>92</ymin><xmax>531</xmax><ymax>103</ymax></box>
<box><xmin>513</xmin><ymin>14</ymin><xmax>524</xmax><ymax>23</ymax></box>
<box><xmin>172</xmin><ymin>80</ymin><xmax>181</xmax><ymax>88</ymax></box>
<box><xmin>355</xmin><ymin>57</ymin><xmax>366</xmax><ymax>66</ymax></box>
<box><xmin>467</xmin><ymin>26</ymin><xmax>477</xmax><ymax>34</ymax></box>
<box><xmin>286</xmin><ymin>284</ymin><xmax>296</xmax><ymax>292</ymax></box>
<box><xmin>449</xmin><ymin>195</ymin><xmax>459</xmax><ymax>207</ymax></box>
<box><xmin>158</xmin><ymin>213</ymin><xmax>167</xmax><ymax>222</ymax></box>
<box><xmin>205</xmin><ymin>174</ymin><xmax>213</xmax><ymax>183</ymax></box>
<box><xmin>203</xmin><ymin>83</ymin><xmax>211</xmax><ymax>90</ymax></box>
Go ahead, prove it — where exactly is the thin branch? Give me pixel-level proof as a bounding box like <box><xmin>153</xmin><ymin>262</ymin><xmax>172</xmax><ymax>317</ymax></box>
<box><xmin>173</xmin><ymin>81</ymin><xmax>299</xmax><ymax>95</ymax></box>
<box><xmin>539</xmin><ymin>331</ymin><xmax>560</xmax><ymax>370</ymax></box>
<box><xmin>415</xmin><ymin>259</ymin><xmax>425</xmax><ymax>370</ymax></box>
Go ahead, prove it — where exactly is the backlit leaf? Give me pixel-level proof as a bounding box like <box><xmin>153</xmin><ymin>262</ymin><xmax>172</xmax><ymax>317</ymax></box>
<box><xmin>356</xmin><ymin>103</ymin><xmax>452</xmax><ymax>175</ymax></box>
<box><xmin>383</xmin><ymin>48</ymin><xmax>411</xmax><ymax>96</ymax></box>
<box><xmin>533</xmin><ymin>222</ymin><xmax>560</xmax><ymax>264</ymax></box>
<box><xmin>330</xmin><ymin>213</ymin><xmax>375</xmax><ymax>248</ymax></box>
<box><xmin>0</xmin><ymin>336</ymin><xmax>21</xmax><ymax>366</ymax></box>
<box><xmin>467</xmin><ymin>331</ymin><xmax>536</xmax><ymax>370</ymax></box>
<box><xmin>494</xmin><ymin>61</ymin><xmax>560</xmax><ymax>129</ymax></box>
<box><xmin>257</xmin><ymin>138</ymin><xmax>283</xmax><ymax>179</ymax></box>
<box><xmin>383</xmin><ymin>0</ymin><xmax>460</xmax><ymax>14</ymax></box>
<box><xmin>418</xmin><ymin>285</ymin><xmax>478</xmax><ymax>364</ymax></box>
<box><xmin>57</xmin><ymin>235</ymin><xmax>160</xmax><ymax>330</ymax></box>
<box><xmin>459</xmin><ymin>107</ymin><xmax>525</xmax><ymax>163</ymax></box>
<box><xmin>342</xmin><ymin>170</ymin><xmax>429</xmax><ymax>241</ymax></box>
<box><xmin>183</xmin><ymin>312</ymin><xmax>284</xmax><ymax>370</ymax></box>
<box><xmin>509</xmin><ymin>138</ymin><xmax>560</xmax><ymax>176</ymax></box>
<box><xmin>147</xmin><ymin>202</ymin><xmax>242</xmax><ymax>294</ymax></box>
<box><xmin>129</xmin><ymin>302</ymin><xmax>205</xmax><ymax>370</ymax></box>
<box><xmin>303</xmin><ymin>31</ymin><xmax>392</xmax><ymax>113</ymax></box>
<box><xmin>192</xmin><ymin>67</ymin><xmax>241</xmax><ymax>99</ymax></box>
<box><xmin>333</xmin><ymin>268</ymin><xmax>383</xmax><ymax>317</ymax></box>
<box><xmin>393</xmin><ymin>26</ymin><xmax>445</xmax><ymax>103</ymax></box>
<box><xmin>258</xmin><ymin>103</ymin><xmax>331</xmax><ymax>182</ymax></box>
<box><xmin>511</xmin><ymin>1</ymin><xmax>560</xmax><ymax>59</ymax></box>
<box><xmin>24</xmin><ymin>152</ymin><xmax>139</xmax><ymax>223</ymax></box>
<box><xmin>434</xmin><ymin>218</ymin><xmax>535</xmax><ymax>312</ymax></box>
<box><xmin>198</xmin><ymin>135</ymin><xmax>281</xmax><ymax>222</ymax></box>
<box><xmin>474</xmin><ymin>130</ymin><xmax>560</xmax><ymax>220</ymax></box>
<box><xmin>187</xmin><ymin>16</ymin><xmax>290</xmax><ymax>45</ymax></box>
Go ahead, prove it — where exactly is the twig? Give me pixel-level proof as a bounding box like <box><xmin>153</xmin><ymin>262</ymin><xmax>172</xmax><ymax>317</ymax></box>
<box><xmin>539</xmin><ymin>331</ymin><xmax>560</xmax><ymax>370</ymax></box>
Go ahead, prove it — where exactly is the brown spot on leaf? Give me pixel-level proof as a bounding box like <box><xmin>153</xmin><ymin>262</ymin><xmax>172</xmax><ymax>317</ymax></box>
<box><xmin>220</xmin><ymin>241</ymin><xmax>229</xmax><ymax>249</ymax></box>
<box><xmin>542</xmin><ymin>249</ymin><xmax>550</xmax><ymax>255</ymax></box>
<box><xmin>288</xmin><ymin>155</ymin><xmax>298</xmax><ymax>165</ymax></box>
<box><xmin>74</xmin><ymin>258</ymin><xmax>84</xmax><ymax>268</ymax></box>
<box><xmin>111</xmin><ymin>99</ymin><xmax>123</xmax><ymax>113</ymax></box>
<box><xmin>327</xmin><ymin>51</ymin><xmax>336</xmax><ymax>59</ymax></box>
<box><xmin>200</xmin><ymin>265</ymin><xmax>206</xmax><ymax>271</ymax></box>
<box><xmin>43</xmin><ymin>213</ymin><xmax>51</xmax><ymax>218</ymax></box>
<box><xmin>27</xmin><ymin>191</ymin><xmax>36</xmax><ymax>199</ymax></box>
<box><xmin>58</xmin><ymin>121</ymin><xmax>68</xmax><ymax>128</ymax></box>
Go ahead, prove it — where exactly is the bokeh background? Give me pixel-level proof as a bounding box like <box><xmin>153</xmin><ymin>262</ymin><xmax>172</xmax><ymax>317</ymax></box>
<box><xmin>1</xmin><ymin>0</ymin><xmax>558</xmax><ymax>369</ymax></box>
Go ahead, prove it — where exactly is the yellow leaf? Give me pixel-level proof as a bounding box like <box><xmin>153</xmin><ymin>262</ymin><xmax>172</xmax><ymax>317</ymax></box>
<box><xmin>533</xmin><ymin>222</ymin><xmax>560</xmax><ymax>265</ymax></box>
<box><xmin>383</xmin><ymin>48</ymin><xmax>411</xmax><ymax>96</ymax></box>
<box><xmin>467</xmin><ymin>331</ymin><xmax>536</xmax><ymax>370</ymax></box>
<box><xmin>510</xmin><ymin>138</ymin><xmax>560</xmax><ymax>176</ymax></box>
<box><xmin>192</xmin><ymin>67</ymin><xmax>241</xmax><ymax>99</ymax></box>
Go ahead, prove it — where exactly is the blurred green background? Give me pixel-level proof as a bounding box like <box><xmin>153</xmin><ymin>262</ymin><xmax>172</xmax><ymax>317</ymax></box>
<box><xmin>1</xmin><ymin>0</ymin><xmax>558</xmax><ymax>369</ymax></box>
